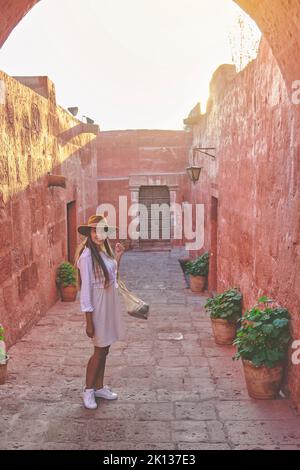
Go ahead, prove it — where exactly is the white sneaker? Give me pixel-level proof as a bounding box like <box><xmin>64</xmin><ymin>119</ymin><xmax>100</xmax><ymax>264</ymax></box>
<box><xmin>82</xmin><ymin>388</ymin><xmax>97</xmax><ymax>409</ymax></box>
<box><xmin>94</xmin><ymin>385</ymin><xmax>118</xmax><ymax>400</ymax></box>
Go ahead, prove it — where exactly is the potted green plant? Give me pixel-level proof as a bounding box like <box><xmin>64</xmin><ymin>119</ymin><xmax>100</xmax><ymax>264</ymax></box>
<box><xmin>56</xmin><ymin>262</ymin><xmax>78</xmax><ymax>302</ymax></box>
<box><xmin>233</xmin><ymin>296</ymin><xmax>291</xmax><ymax>399</ymax></box>
<box><xmin>0</xmin><ymin>325</ymin><xmax>9</xmax><ymax>385</ymax></box>
<box><xmin>185</xmin><ymin>252</ymin><xmax>209</xmax><ymax>293</ymax></box>
<box><xmin>204</xmin><ymin>288</ymin><xmax>243</xmax><ymax>345</ymax></box>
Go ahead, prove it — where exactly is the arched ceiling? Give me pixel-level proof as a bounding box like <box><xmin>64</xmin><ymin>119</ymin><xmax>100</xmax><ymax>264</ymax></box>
<box><xmin>0</xmin><ymin>0</ymin><xmax>40</xmax><ymax>48</ymax></box>
<box><xmin>0</xmin><ymin>0</ymin><xmax>300</xmax><ymax>90</ymax></box>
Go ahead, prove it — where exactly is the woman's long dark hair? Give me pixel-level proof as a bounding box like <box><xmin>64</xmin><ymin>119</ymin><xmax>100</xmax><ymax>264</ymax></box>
<box><xmin>74</xmin><ymin>230</ymin><xmax>116</xmax><ymax>289</ymax></box>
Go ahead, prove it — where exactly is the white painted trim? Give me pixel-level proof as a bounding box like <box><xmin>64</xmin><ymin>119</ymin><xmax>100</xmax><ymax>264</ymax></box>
<box><xmin>97</xmin><ymin>173</ymin><xmax>186</xmax><ymax>181</ymax></box>
<box><xmin>129</xmin><ymin>172</ymin><xmax>186</xmax><ymax>176</ymax></box>
<box><xmin>138</xmin><ymin>146</ymin><xmax>188</xmax><ymax>150</ymax></box>
<box><xmin>97</xmin><ymin>177</ymin><xmax>130</xmax><ymax>181</ymax></box>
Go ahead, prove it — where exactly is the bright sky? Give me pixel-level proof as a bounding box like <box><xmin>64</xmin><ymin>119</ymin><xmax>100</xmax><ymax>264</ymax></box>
<box><xmin>0</xmin><ymin>0</ymin><xmax>260</xmax><ymax>130</ymax></box>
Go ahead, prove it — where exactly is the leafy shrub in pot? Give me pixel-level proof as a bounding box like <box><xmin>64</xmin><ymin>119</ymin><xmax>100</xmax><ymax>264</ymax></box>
<box><xmin>56</xmin><ymin>262</ymin><xmax>78</xmax><ymax>302</ymax></box>
<box><xmin>233</xmin><ymin>296</ymin><xmax>291</xmax><ymax>399</ymax></box>
<box><xmin>185</xmin><ymin>252</ymin><xmax>209</xmax><ymax>292</ymax></box>
<box><xmin>204</xmin><ymin>288</ymin><xmax>243</xmax><ymax>345</ymax></box>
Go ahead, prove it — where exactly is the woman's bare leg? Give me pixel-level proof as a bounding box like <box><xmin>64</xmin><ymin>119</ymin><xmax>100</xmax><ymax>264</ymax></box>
<box><xmin>94</xmin><ymin>346</ymin><xmax>110</xmax><ymax>390</ymax></box>
<box><xmin>85</xmin><ymin>347</ymin><xmax>105</xmax><ymax>389</ymax></box>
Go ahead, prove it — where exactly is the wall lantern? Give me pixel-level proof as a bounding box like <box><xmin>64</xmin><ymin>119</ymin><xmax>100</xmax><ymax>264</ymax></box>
<box><xmin>186</xmin><ymin>147</ymin><xmax>216</xmax><ymax>184</ymax></box>
<box><xmin>47</xmin><ymin>172</ymin><xmax>66</xmax><ymax>189</ymax></box>
<box><xmin>186</xmin><ymin>164</ymin><xmax>202</xmax><ymax>184</ymax></box>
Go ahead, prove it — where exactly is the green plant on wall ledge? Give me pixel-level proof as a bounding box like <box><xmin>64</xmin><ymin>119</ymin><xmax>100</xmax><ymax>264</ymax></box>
<box><xmin>56</xmin><ymin>262</ymin><xmax>77</xmax><ymax>288</ymax></box>
<box><xmin>204</xmin><ymin>287</ymin><xmax>243</xmax><ymax>323</ymax></box>
<box><xmin>233</xmin><ymin>296</ymin><xmax>291</xmax><ymax>368</ymax></box>
<box><xmin>185</xmin><ymin>251</ymin><xmax>209</xmax><ymax>277</ymax></box>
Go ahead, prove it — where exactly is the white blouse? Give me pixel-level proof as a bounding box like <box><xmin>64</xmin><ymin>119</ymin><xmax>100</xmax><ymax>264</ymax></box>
<box><xmin>77</xmin><ymin>246</ymin><xmax>118</xmax><ymax>313</ymax></box>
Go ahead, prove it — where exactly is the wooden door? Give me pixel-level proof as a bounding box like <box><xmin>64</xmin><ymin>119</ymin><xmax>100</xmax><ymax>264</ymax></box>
<box><xmin>67</xmin><ymin>201</ymin><xmax>77</xmax><ymax>264</ymax></box>
<box><xmin>138</xmin><ymin>186</ymin><xmax>170</xmax><ymax>248</ymax></box>
<box><xmin>210</xmin><ymin>196</ymin><xmax>218</xmax><ymax>295</ymax></box>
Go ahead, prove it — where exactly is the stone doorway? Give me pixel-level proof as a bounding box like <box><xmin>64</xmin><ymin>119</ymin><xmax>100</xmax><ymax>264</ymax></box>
<box><xmin>138</xmin><ymin>185</ymin><xmax>171</xmax><ymax>249</ymax></box>
<box><xmin>67</xmin><ymin>200</ymin><xmax>77</xmax><ymax>264</ymax></box>
<box><xmin>209</xmin><ymin>196</ymin><xmax>219</xmax><ymax>296</ymax></box>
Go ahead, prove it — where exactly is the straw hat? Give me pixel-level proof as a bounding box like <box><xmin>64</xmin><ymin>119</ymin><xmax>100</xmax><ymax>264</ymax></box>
<box><xmin>77</xmin><ymin>214</ymin><xmax>118</xmax><ymax>237</ymax></box>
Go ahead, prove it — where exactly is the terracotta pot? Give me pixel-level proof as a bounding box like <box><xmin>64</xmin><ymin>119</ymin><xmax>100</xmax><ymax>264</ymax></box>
<box><xmin>242</xmin><ymin>359</ymin><xmax>284</xmax><ymax>399</ymax></box>
<box><xmin>189</xmin><ymin>274</ymin><xmax>206</xmax><ymax>293</ymax></box>
<box><xmin>0</xmin><ymin>355</ymin><xmax>9</xmax><ymax>385</ymax></box>
<box><xmin>211</xmin><ymin>318</ymin><xmax>237</xmax><ymax>345</ymax></box>
<box><xmin>60</xmin><ymin>285</ymin><xmax>77</xmax><ymax>302</ymax></box>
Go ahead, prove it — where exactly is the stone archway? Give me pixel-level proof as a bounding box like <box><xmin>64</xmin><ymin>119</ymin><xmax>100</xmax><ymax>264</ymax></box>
<box><xmin>128</xmin><ymin>173</ymin><xmax>181</xmax><ymax>250</ymax></box>
<box><xmin>1</xmin><ymin>0</ymin><xmax>300</xmax><ymax>91</ymax></box>
<box><xmin>1</xmin><ymin>0</ymin><xmax>300</xmax><ymax>415</ymax></box>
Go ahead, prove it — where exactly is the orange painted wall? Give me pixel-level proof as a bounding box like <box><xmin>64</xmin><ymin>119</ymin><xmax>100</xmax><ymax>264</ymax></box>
<box><xmin>187</xmin><ymin>37</ymin><xmax>300</xmax><ymax>408</ymax></box>
<box><xmin>0</xmin><ymin>72</ymin><xmax>98</xmax><ymax>346</ymax></box>
<box><xmin>96</xmin><ymin>130</ymin><xmax>192</xmax><ymax>247</ymax></box>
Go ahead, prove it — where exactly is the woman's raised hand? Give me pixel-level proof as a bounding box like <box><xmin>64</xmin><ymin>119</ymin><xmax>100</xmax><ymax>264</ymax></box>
<box><xmin>115</xmin><ymin>242</ymin><xmax>125</xmax><ymax>259</ymax></box>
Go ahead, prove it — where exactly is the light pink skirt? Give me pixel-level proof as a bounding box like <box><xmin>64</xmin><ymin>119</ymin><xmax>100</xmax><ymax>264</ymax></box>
<box><xmin>91</xmin><ymin>282</ymin><xmax>125</xmax><ymax>348</ymax></box>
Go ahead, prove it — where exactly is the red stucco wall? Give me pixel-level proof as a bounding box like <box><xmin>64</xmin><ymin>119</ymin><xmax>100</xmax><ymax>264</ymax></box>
<box><xmin>0</xmin><ymin>71</ymin><xmax>98</xmax><ymax>347</ymax></box>
<box><xmin>187</xmin><ymin>37</ymin><xmax>300</xmax><ymax>408</ymax></box>
<box><xmin>97</xmin><ymin>130</ymin><xmax>192</xmax><ymax>247</ymax></box>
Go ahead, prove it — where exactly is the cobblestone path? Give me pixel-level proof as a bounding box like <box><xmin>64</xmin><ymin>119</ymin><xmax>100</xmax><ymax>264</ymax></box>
<box><xmin>1</xmin><ymin>249</ymin><xmax>299</xmax><ymax>450</ymax></box>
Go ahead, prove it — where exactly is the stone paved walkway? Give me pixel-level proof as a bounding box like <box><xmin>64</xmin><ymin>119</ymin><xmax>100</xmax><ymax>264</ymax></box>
<box><xmin>1</xmin><ymin>249</ymin><xmax>300</xmax><ymax>450</ymax></box>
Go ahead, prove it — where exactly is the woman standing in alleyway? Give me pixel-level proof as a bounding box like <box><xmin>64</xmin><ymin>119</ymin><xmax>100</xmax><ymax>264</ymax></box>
<box><xmin>74</xmin><ymin>214</ymin><xmax>125</xmax><ymax>410</ymax></box>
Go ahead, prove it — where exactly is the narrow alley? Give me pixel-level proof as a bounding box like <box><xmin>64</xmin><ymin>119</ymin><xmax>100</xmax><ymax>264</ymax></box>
<box><xmin>0</xmin><ymin>249</ymin><xmax>299</xmax><ymax>451</ymax></box>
